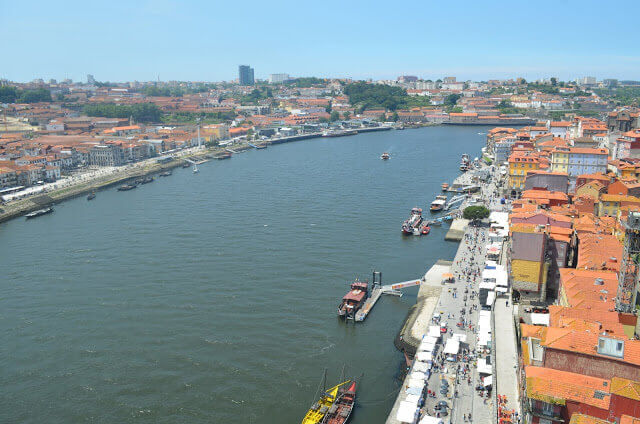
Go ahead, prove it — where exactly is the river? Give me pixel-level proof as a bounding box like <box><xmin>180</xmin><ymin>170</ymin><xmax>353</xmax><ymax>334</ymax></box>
<box><xmin>0</xmin><ymin>125</ymin><xmax>489</xmax><ymax>423</ymax></box>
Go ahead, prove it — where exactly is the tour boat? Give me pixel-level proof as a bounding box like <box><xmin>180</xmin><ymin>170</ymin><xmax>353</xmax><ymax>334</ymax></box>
<box><xmin>421</xmin><ymin>225</ymin><xmax>431</xmax><ymax>235</ymax></box>
<box><xmin>138</xmin><ymin>176</ymin><xmax>153</xmax><ymax>184</ymax></box>
<box><xmin>401</xmin><ymin>207</ymin><xmax>423</xmax><ymax>234</ymax></box>
<box><xmin>87</xmin><ymin>192</ymin><xmax>96</xmax><ymax>201</ymax></box>
<box><xmin>380</xmin><ymin>152</ymin><xmax>390</xmax><ymax>160</ymax></box>
<box><xmin>159</xmin><ymin>171</ymin><xmax>172</xmax><ymax>177</ymax></box>
<box><xmin>302</xmin><ymin>375</ymin><xmax>352</xmax><ymax>424</ymax></box>
<box><xmin>25</xmin><ymin>207</ymin><xmax>53</xmax><ymax>219</ymax></box>
<box><xmin>215</xmin><ymin>152</ymin><xmax>232</xmax><ymax>160</ymax></box>
<box><xmin>441</xmin><ymin>183</ymin><xmax>449</xmax><ymax>191</ymax></box>
<box><xmin>321</xmin><ymin>380</ymin><xmax>357</xmax><ymax>424</ymax></box>
<box><xmin>460</xmin><ymin>153</ymin><xmax>471</xmax><ymax>171</ymax></box>
<box><xmin>338</xmin><ymin>279</ymin><xmax>369</xmax><ymax>319</ymax></box>
<box><xmin>430</xmin><ymin>195</ymin><xmax>447</xmax><ymax>212</ymax></box>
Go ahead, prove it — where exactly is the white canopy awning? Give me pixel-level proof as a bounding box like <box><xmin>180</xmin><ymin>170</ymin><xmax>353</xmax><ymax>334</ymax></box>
<box><xmin>478</xmin><ymin>357</ymin><xmax>493</xmax><ymax>375</ymax></box>
<box><xmin>483</xmin><ymin>375</ymin><xmax>493</xmax><ymax>387</ymax></box>
<box><xmin>413</xmin><ymin>361</ymin><xmax>431</xmax><ymax>372</ymax></box>
<box><xmin>478</xmin><ymin>331</ymin><xmax>491</xmax><ymax>347</ymax></box>
<box><xmin>444</xmin><ymin>338</ymin><xmax>460</xmax><ymax>355</ymax></box>
<box><xmin>410</xmin><ymin>371</ymin><xmax>427</xmax><ymax>381</ymax></box>
<box><xmin>419</xmin><ymin>416</ymin><xmax>444</xmax><ymax>424</ymax></box>
<box><xmin>396</xmin><ymin>400</ymin><xmax>419</xmax><ymax>423</ymax></box>
<box><xmin>416</xmin><ymin>351</ymin><xmax>433</xmax><ymax>362</ymax></box>
<box><xmin>418</xmin><ymin>341</ymin><xmax>436</xmax><ymax>353</ymax></box>
<box><xmin>405</xmin><ymin>393</ymin><xmax>421</xmax><ymax>404</ymax></box>
<box><xmin>428</xmin><ymin>326</ymin><xmax>441</xmax><ymax>338</ymax></box>
<box><xmin>405</xmin><ymin>386</ymin><xmax>422</xmax><ymax>396</ymax></box>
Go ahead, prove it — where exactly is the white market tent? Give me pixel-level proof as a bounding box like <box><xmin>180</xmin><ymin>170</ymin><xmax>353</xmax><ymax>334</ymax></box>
<box><xmin>416</xmin><ymin>351</ymin><xmax>433</xmax><ymax>362</ymax></box>
<box><xmin>396</xmin><ymin>400</ymin><xmax>419</xmax><ymax>423</ymax></box>
<box><xmin>483</xmin><ymin>375</ymin><xmax>493</xmax><ymax>387</ymax></box>
<box><xmin>424</xmin><ymin>335</ymin><xmax>439</xmax><ymax>345</ymax></box>
<box><xmin>405</xmin><ymin>386</ymin><xmax>422</xmax><ymax>396</ymax></box>
<box><xmin>405</xmin><ymin>393</ymin><xmax>421</xmax><ymax>404</ymax></box>
<box><xmin>410</xmin><ymin>371</ymin><xmax>427</xmax><ymax>381</ymax></box>
<box><xmin>478</xmin><ymin>357</ymin><xmax>493</xmax><ymax>375</ymax></box>
<box><xmin>428</xmin><ymin>326</ymin><xmax>441</xmax><ymax>338</ymax></box>
<box><xmin>479</xmin><ymin>281</ymin><xmax>496</xmax><ymax>291</ymax></box>
<box><xmin>478</xmin><ymin>330</ymin><xmax>491</xmax><ymax>347</ymax></box>
<box><xmin>444</xmin><ymin>338</ymin><xmax>460</xmax><ymax>355</ymax></box>
<box><xmin>486</xmin><ymin>291</ymin><xmax>496</xmax><ymax>307</ymax></box>
<box><xmin>420</xmin><ymin>416</ymin><xmax>445</xmax><ymax>424</ymax></box>
<box><xmin>418</xmin><ymin>341</ymin><xmax>436</xmax><ymax>353</ymax></box>
<box><xmin>413</xmin><ymin>361</ymin><xmax>431</xmax><ymax>372</ymax></box>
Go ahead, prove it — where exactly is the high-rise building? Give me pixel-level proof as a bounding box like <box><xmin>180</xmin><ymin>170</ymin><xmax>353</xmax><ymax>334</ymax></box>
<box><xmin>269</xmin><ymin>73</ymin><xmax>290</xmax><ymax>84</ymax></box>
<box><xmin>238</xmin><ymin>65</ymin><xmax>255</xmax><ymax>86</ymax></box>
<box><xmin>87</xmin><ymin>74</ymin><xmax>96</xmax><ymax>84</ymax></box>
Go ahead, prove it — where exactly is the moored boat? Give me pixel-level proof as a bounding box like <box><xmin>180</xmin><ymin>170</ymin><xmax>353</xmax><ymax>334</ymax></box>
<box><xmin>117</xmin><ymin>183</ymin><xmax>137</xmax><ymax>191</ymax></box>
<box><xmin>302</xmin><ymin>376</ymin><xmax>352</xmax><ymax>424</ymax></box>
<box><xmin>159</xmin><ymin>171</ymin><xmax>172</xmax><ymax>177</ymax></box>
<box><xmin>460</xmin><ymin>153</ymin><xmax>471</xmax><ymax>171</ymax></box>
<box><xmin>182</xmin><ymin>162</ymin><xmax>191</xmax><ymax>168</ymax></box>
<box><xmin>441</xmin><ymin>182</ymin><xmax>449</xmax><ymax>191</ymax></box>
<box><xmin>321</xmin><ymin>380</ymin><xmax>357</xmax><ymax>424</ymax></box>
<box><xmin>430</xmin><ymin>195</ymin><xmax>447</xmax><ymax>212</ymax></box>
<box><xmin>138</xmin><ymin>176</ymin><xmax>153</xmax><ymax>184</ymax></box>
<box><xmin>87</xmin><ymin>192</ymin><xmax>96</xmax><ymax>201</ymax></box>
<box><xmin>25</xmin><ymin>207</ymin><xmax>53</xmax><ymax>219</ymax></box>
<box><xmin>401</xmin><ymin>207</ymin><xmax>423</xmax><ymax>235</ymax></box>
<box><xmin>214</xmin><ymin>152</ymin><xmax>232</xmax><ymax>160</ymax></box>
<box><xmin>421</xmin><ymin>225</ymin><xmax>431</xmax><ymax>235</ymax></box>
<box><xmin>380</xmin><ymin>152</ymin><xmax>390</xmax><ymax>160</ymax></box>
<box><xmin>338</xmin><ymin>279</ymin><xmax>369</xmax><ymax>319</ymax></box>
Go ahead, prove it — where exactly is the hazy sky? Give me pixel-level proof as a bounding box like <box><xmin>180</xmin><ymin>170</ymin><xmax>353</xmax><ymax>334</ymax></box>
<box><xmin>2</xmin><ymin>0</ymin><xmax>640</xmax><ymax>83</ymax></box>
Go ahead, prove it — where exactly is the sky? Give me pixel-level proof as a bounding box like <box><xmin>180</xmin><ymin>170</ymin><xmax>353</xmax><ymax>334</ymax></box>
<box><xmin>2</xmin><ymin>0</ymin><xmax>640</xmax><ymax>83</ymax></box>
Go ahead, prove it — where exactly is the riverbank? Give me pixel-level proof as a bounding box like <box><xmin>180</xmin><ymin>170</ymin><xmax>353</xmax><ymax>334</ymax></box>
<box><xmin>0</xmin><ymin>126</ymin><xmax>394</xmax><ymax>223</ymax></box>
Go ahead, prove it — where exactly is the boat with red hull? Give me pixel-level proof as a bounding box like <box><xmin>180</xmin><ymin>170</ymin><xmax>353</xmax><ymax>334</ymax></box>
<box><xmin>321</xmin><ymin>380</ymin><xmax>357</xmax><ymax>424</ymax></box>
<box><xmin>338</xmin><ymin>279</ymin><xmax>369</xmax><ymax>320</ymax></box>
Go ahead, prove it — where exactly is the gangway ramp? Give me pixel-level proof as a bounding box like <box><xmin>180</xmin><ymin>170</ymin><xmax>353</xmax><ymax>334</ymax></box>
<box><xmin>355</xmin><ymin>279</ymin><xmax>422</xmax><ymax>322</ymax></box>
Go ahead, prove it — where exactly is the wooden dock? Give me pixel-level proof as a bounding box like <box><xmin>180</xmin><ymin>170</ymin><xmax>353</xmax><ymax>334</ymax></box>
<box><xmin>355</xmin><ymin>287</ymin><xmax>382</xmax><ymax>322</ymax></box>
<box><xmin>354</xmin><ymin>279</ymin><xmax>422</xmax><ymax>322</ymax></box>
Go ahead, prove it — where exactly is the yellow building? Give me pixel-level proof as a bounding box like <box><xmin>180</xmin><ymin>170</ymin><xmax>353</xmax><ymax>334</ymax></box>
<box><xmin>598</xmin><ymin>193</ymin><xmax>640</xmax><ymax>217</ymax></box>
<box><xmin>550</xmin><ymin>149</ymin><xmax>569</xmax><ymax>173</ymax></box>
<box><xmin>201</xmin><ymin>124</ymin><xmax>230</xmax><ymax>142</ymax></box>
<box><xmin>508</xmin><ymin>151</ymin><xmax>541</xmax><ymax>193</ymax></box>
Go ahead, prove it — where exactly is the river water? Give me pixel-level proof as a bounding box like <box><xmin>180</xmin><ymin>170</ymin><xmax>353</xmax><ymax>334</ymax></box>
<box><xmin>0</xmin><ymin>126</ymin><xmax>488</xmax><ymax>423</ymax></box>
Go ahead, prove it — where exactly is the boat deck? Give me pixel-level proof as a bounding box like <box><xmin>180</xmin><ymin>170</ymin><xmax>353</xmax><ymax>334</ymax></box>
<box><xmin>354</xmin><ymin>287</ymin><xmax>382</xmax><ymax>322</ymax></box>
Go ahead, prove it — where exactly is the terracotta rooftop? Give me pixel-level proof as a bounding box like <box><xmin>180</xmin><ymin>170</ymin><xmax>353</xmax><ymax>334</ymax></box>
<box><xmin>525</xmin><ymin>365</ymin><xmax>611</xmax><ymax>410</ymax></box>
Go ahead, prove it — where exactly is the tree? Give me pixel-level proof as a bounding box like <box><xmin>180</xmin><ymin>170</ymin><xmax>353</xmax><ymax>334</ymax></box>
<box><xmin>463</xmin><ymin>205</ymin><xmax>490</xmax><ymax>224</ymax></box>
<box><xmin>550</xmin><ymin>77</ymin><xmax>557</xmax><ymax>86</ymax></box>
<box><xmin>391</xmin><ymin>112</ymin><xmax>399</xmax><ymax>122</ymax></box>
<box><xmin>330</xmin><ymin>111</ymin><xmax>340</xmax><ymax>122</ymax></box>
<box><xmin>342</xmin><ymin>111</ymin><xmax>351</xmax><ymax>120</ymax></box>
<box><xmin>444</xmin><ymin>94</ymin><xmax>461</xmax><ymax>107</ymax></box>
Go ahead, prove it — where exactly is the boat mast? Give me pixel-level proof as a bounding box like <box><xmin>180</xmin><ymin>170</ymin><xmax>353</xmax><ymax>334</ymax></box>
<box><xmin>312</xmin><ymin>368</ymin><xmax>327</xmax><ymax>404</ymax></box>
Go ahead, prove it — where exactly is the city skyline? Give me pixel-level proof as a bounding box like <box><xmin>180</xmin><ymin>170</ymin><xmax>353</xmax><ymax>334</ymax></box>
<box><xmin>2</xmin><ymin>0</ymin><xmax>640</xmax><ymax>83</ymax></box>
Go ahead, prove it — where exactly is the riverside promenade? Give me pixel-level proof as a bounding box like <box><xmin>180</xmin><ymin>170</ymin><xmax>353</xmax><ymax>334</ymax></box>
<box><xmin>387</xmin><ymin>160</ymin><xmax>521</xmax><ymax>424</ymax></box>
